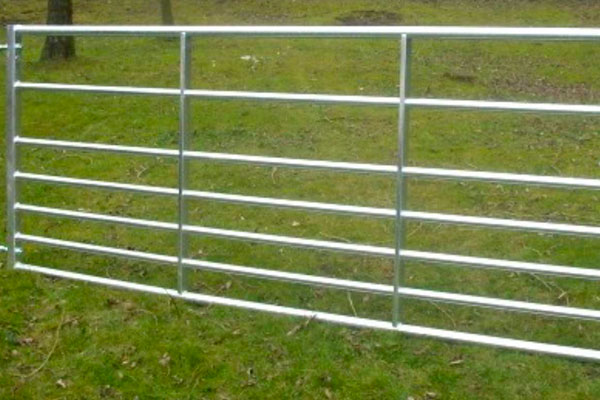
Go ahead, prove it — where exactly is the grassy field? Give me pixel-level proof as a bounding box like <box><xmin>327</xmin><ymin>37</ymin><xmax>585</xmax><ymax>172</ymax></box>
<box><xmin>3</xmin><ymin>0</ymin><xmax>600</xmax><ymax>398</ymax></box>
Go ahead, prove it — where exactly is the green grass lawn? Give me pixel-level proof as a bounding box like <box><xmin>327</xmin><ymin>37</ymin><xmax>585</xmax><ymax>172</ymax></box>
<box><xmin>3</xmin><ymin>1</ymin><xmax>600</xmax><ymax>398</ymax></box>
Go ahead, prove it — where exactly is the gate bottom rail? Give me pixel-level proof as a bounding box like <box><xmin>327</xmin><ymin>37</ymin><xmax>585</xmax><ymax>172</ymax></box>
<box><xmin>14</xmin><ymin>262</ymin><xmax>600</xmax><ymax>362</ymax></box>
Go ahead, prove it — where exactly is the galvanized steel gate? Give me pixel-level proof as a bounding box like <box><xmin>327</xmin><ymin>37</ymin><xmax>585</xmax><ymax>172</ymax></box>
<box><xmin>6</xmin><ymin>25</ymin><xmax>600</xmax><ymax>361</ymax></box>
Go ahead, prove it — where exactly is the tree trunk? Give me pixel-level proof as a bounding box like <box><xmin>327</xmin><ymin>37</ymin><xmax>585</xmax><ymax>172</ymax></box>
<box><xmin>160</xmin><ymin>0</ymin><xmax>174</xmax><ymax>25</ymax></box>
<box><xmin>40</xmin><ymin>0</ymin><xmax>75</xmax><ymax>61</ymax></box>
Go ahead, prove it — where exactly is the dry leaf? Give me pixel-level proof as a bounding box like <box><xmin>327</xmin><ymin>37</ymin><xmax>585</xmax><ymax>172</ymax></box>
<box><xmin>159</xmin><ymin>353</ymin><xmax>171</xmax><ymax>366</ymax></box>
<box><xmin>449</xmin><ymin>357</ymin><xmax>464</xmax><ymax>366</ymax></box>
<box><xmin>18</xmin><ymin>337</ymin><xmax>34</xmax><ymax>346</ymax></box>
<box><xmin>56</xmin><ymin>379</ymin><xmax>67</xmax><ymax>388</ymax></box>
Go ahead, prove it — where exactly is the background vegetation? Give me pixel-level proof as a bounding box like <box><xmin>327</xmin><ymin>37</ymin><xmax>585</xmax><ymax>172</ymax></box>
<box><xmin>2</xmin><ymin>1</ymin><xmax>600</xmax><ymax>398</ymax></box>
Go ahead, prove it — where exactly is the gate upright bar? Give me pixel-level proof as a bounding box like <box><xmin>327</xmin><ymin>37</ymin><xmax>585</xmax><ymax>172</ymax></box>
<box><xmin>7</xmin><ymin>24</ymin><xmax>600</xmax><ymax>361</ymax></box>
<box><xmin>393</xmin><ymin>34</ymin><xmax>411</xmax><ymax>326</ymax></box>
<box><xmin>178</xmin><ymin>32</ymin><xmax>192</xmax><ymax>293</ymax></box>
<box><xmin>5</xmin><ymin>25</ymin><xmax>21</xmax><ymax>269</ymax></box>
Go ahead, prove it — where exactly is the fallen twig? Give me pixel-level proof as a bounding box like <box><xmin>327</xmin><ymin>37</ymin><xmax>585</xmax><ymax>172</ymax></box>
<box><xmin>271</xmin><ymin>167</ymin><xmax>278</xmax><ymax>184</ymax></box>
<box><xmin>529</xmin><ymin>273</ymin><xmax>553</xmax><ymax>292</ymax></box>
<box><xmin>287</xmin><ymin>315</ymin><xmax>316</xmax><ymax>336</ymax></box>
<box><xmin>347</xmin><ymin>292</ymin><xmax>358</xmax><ymax>317</ymax></box>
<box><xmin>19</xmin><ymin>308</ymin><xmax>65</xmax><ymax>380</ymax></box>
<box><xmin>429</xmin><ymin>301</ymin><xmax>457</xmax><ymax>329</ymax></box>
<box><xmin>319</xmin><ymin>233</ymin><xmax>352</xmax><ymax>243</ymax></box>
<box><xmin>130</xmin><ymin>308</ymin><xmax>159</xmax><ymax>324</ymax></box>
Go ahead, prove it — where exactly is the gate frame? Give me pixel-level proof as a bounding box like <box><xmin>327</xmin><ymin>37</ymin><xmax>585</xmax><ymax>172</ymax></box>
<box><xmin>6</xmin><ymin>25</ymin><xmax>600</xmax><ymax>361</ymax></box>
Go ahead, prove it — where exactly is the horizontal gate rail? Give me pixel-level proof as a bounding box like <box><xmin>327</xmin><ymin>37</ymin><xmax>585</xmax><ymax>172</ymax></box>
<box><xmin>15</xmin><ymin>233</ymin><xmax>600</xmax><ymax>322</ymax></box>
<box><xmin>15</xmin><ymin>172</ymin><xmax>600</xmax><ymax>236</ymax></box>
<box><xmin>15</xmin><ymin>203</ymin><xmax>600</xmax><ymax>280</ymax></box>
<box><xmin>16</xmin><ymin>137</ymin><xmax>600</xmax><ymax>189</ymax></box>
<box><xmin>7</xmin><ymin>24</ymin><xmax>600</xmax><ymax>361</ymax></box>
<box><xmin>13</xmin><ymin>25</ymin><xmax>600</xmax><ymax>39</ymax></box>
<box><xmin>15</xmin><ymin>172</ymin><xmax>177</xmax><ymax>196</ymax></box>
<box><xmin>14</xmin><ymin>262</ymin><xmax>600</xmax><ymax>361</ymax></box>
<box><xmin>16</xmin><ymin>81</ymin><xmax>600</xmax><ymax>114</ymax></box>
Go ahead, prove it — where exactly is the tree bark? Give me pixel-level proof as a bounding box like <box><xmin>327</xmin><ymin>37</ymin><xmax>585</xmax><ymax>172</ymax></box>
<box><xmin>40</xmin><ymin>0</ymin><xmax>75</xmax><ymax>61</ymax></box>
<box><xmin>160</xmin><ymin>0</ymin><xmax>174</xmax><ymax>25</ymax></box>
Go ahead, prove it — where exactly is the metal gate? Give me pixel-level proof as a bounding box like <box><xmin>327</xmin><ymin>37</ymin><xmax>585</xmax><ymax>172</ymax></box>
<box><xmin>6</xmin><ymin>25</ymin><xmax>600</xmax><ymax>361</ymax></box>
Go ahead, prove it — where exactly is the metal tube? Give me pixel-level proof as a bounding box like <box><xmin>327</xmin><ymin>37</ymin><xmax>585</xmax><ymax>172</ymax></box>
<box><xmin>15</xmin><ymin>233</ymin><xmax>600</xmax><ymax>321</ymax></box>
<box><xmin>407</xmin><ymin>97</ymin><xmax>600</xmax><ymax>115</ymax></box>
<box><xmin>185</xmin><ymin>152</ymin><xmax>600</xmax><ymax>189</ymax></box>
<box><xmin>12</xmin><ymin>25</ymin><xmax>600</xmax><ymax>41</ymax></box>
<box><xmin>13</xmin><ymin>262</ymin><xmax>600</xmax><ymax>361</ymax></box>
<box><xmin>402</xmin><ymin>249</ymin><xmax>600</xmax><ymax>279</ymax></box>
<box><xmin>15</xmin><ymin>82</ymin><xmax>179</xmax><ymax>96</ymax></box>
<box><xmin>185</xmin><ymin>223</ymin><xmax>393</xmax><ymax>256</ymax></box>
<box><xmin>17</xmin><ymin>172</ymin><xmax>395</xmax><ymax>218</ymax></box>
<box><xmin>185</xmin><ymin>88</ymin><xmax>397</xmax><ymax>106</ymax></box>
<box><xmin>24</xmin><ymin>203</ymin><xmax>597</xmax><ymax>278</ymax></box>
<box><xmin>154</xmin><ymin>258</ymin><xmax>600</xmax><ymax>321</ymax></box>
<box><xmin>16</xmin><ymin>137</ymin><xmax>392</xmax><ymax>173</ymax></box>
<box><xmin>16</xmin><ymin>233</ymin><xmax>176</xmax><ymax>263</ymax></box>
<box><xmin>16</xmin><ymin>204</ymin><xmax>177</xmax><ymax>230</ymax></box>
<box><xmin>182</xmin><ymin>193</ymin><xmax>600</xmax><ymax>238</ymax></box>
<box><xmin>15</xmin><ymin>173</ymin><xmax>600</xmax><ymax>237</ymax></box>
<box><xmin>393</xmin><ymin>34</ymin><xmax>411</xmax><ymax>326</ymax></box>
<box><xmin>404</xmin><ymin>211</ymin><xmax>600</xmax><ymax>237</ymax></box>
<box><xmin>5</xmin><ymin>26</ymin><xmax>21</xmax><ymax>268</ymax></box>
<box><xmin>16</xmin><ymin>137</ymin><xmax>600</xmax><ymax>189</ymax></box>
<box><xmin>177</xmin><ymin>32</ymin><xmax>191</xmax><ymax>293</ymax></box>
<box><xmin>20</xmin><ymin>204</ymin><xmax>391</xmax><ymax>260</ymax></box>
<box><xmin>16</xmin><ymin>81</ymin><xmax>600</xmax><ymax>114</ymax></box>
<box><xmin>185</xmin><ymin>189</ymin><xmax>393</xmax><ymax>217</ymax></box>
<box><xmin>17</xmin><ymin>203</ymin><xmax>600</xmax><ymax>279</ymax></box>
<box><xmin>0</xmin><ymin>43</ymin><xmax>22</xmax><ymax>51</ymax></box>
<box><xmin>20</xmin><ymin>201</ymin><xmax>393</xmax><ymax>257</ymax></box>
<box><xmin>15</xmin><ymin>172</ymin><xmax>177</xmax><ymax>196</ymax></box>
<box><xmin>16</xmin><ymin>82</ymin><xmax>396</xmax><ymax>106</ymax></box>
<box><xmin>185</xmin><ymin>149</ymin><xmax>395</xmax><ymax>173</ymax></box>
<box><xmin>15</xmin><ymin>137</ymin><xmax>177</xmax><ymax>157</ymax></box>
<box><xmin>405</xmin><ymin>166</ymin><xmax>600</xmax><ymax>190</ymax></box>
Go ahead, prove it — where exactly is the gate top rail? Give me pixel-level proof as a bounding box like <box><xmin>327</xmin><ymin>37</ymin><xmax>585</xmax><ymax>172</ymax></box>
<box><xmin>12</xmin><ymin>25</ymin><xmax>600</xmax><ymax>40</ymax></box>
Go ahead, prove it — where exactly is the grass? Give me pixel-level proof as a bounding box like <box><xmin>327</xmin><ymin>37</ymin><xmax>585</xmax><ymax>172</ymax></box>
<box><xmin>2</xmin><ymin>0</ymin><xmax>600</xmax><ymax>398</ymax></box>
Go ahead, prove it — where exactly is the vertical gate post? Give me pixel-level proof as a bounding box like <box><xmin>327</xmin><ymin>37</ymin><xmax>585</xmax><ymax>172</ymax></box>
<box><xmin>5</xmin><ymin>25</ymin><xmax>22</xmax><ymax>268</ymax></box>
<box><xmin>177</xmin><ymin>32</ymin><xmax>191</xmax><ymax>293</ymax></box>
<box><xmin>392</xmin><ymin>34</ymin><xmax>412</xmax><ymax>326</ymax></box>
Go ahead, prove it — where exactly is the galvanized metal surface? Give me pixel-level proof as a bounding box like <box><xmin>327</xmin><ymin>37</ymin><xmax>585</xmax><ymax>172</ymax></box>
<box><xmin>13</xmin><ymin>25</ymin><xmax>600</xmax><ymax>40</ymax></box>
<box><xmin>177</xmin><ymin>31</ymin><xmax>191</xmax><ymax>294</ymax></box>
<box><xmin>0</xmin><ymin>44</ymin><xmax>21</xmax><ymax>51</ymax></box>
<box><xmin>5</xmin><ymin>26</ymin><xmax>21</xmax><ymax>269</ymax></box>
<box><xmin>393</xmin><ymin>34</ymin><xmax>411</xmax><ymax>326</ymax></box>
<box><xmin>6</xmin><ymin>24</ymin><xmax>600</xmax><ymax>361</ymax></box>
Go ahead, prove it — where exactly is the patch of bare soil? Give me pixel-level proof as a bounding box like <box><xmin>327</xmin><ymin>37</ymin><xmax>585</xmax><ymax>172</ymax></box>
<box><xmin>490</xmin><ymin>75</ymin><xmax>600</xmax><ymax>104</ymax></box>
<box><xmin>443</xmin><ymin>72</ymin><xmax>477</xmax><ymax>84</ymax></box>
<box><xmin>336</xmin><ymin>10</ymin><xmax>402</xmax><ymax>26</ymax></box>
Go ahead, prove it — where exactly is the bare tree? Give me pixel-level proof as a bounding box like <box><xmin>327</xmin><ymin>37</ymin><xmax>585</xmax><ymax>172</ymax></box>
<box><xmin>160</xmin><ymin>0</ymin><xmax>174</xmax><ymax>25</ymax></box>
<box><xmin>40</xmin><ymin>0</ymin><xmax>75</xmax><ymax>61</ymax></box>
